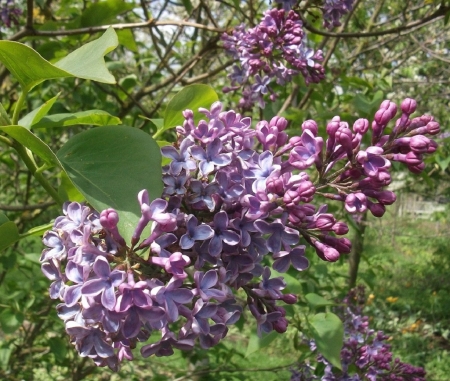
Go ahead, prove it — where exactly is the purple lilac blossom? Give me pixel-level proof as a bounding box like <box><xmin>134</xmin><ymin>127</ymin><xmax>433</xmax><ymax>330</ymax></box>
<box><xmin>290</xmin><ymin>286</ymin><xmax>426</xmax><ymax>380</ymax></box>
<box><xmin>222</xmin><ymin>8</ymin><xmax>324</xmax><ymax>109</ymax></box>
<box><xmin>40</xmin><ymin>97</ymin><xmax>439</xmax><ymax>371</ymax></box>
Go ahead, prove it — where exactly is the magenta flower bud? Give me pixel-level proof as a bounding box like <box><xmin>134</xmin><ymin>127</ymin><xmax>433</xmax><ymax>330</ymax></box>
<box><xmin>315</xmin><ymin>214</ymin><xmax>336</xmax><ymax>230</ymax></box>
<box><xmin>336</xmin><ymin>125</ymin><xmax>353</xmax><ymax>157</ymax></box>
<box><xmin>266</xmin><ymin>176</ymin><xmax>285</xmax><ymax>195</ymax></box>
<box><xmin>332</xmin><ymin>221</ymin><xmax>349</xmax><ymax>235</ymax></box>
<box><xmin>314</xmin><ymin>241</ymin><xmax>340</xmax><ymax>262</ymax></box>
<box><xmin>367</xmin><ymin>200</ymin><xmax>386</xmax><ymax>217</ymax></box>
<box><xmin>273</xmin><ymin>317</ymin><xmax>288</xmax><ymax>333</ymax></box>
<box><xmin>270</xmin><ymin>116</ymin><xmax>288</xmax><ymax>131</ymax></box>
<box><xmin>281</xmin><ymin>293</ymin><xmax>298</xmax><ymax>304</ymax></box>
<box><xmin>326</xmin><ymin>116</ymin><xmax>341</xmax><ymax>137</ymax></box>
<box><xmin>353</xmin><ymin>118</ymin><xmax>369</xmax><ymax>134</ymax></box>
<box><xmin>393</xmin><ymin>152</ymin><xmax>422</xmax><ymax>165</ymax></box>
<box><xmin>427</xmin><ymin>121</ymin><xmax>440</xmax><ymax>135</ymax></box>
<box><xmin>401</xmin><ymin>98</ymin><xmax>417</xmax><ymax>115</ymax></box>
<box><xmin>427</xmin><ymin>139</ymin><xmax>437</xmax><ymax>154</ymax></box>
<box><xmin>363</xmin><ymin>190</ymin><xmax>396</xmax><ymax>205</ymax></box>
<box><xmin>374</xmin><ymin>101</ymin><xmax>397</xmax><ymax>126</ymax></box>
<box><xmin>407</xmin><ymin>162</ymin><xmax>425</xmax><ymax>174</ymax></box>
<box><xmin>302</xmin><ymin>120</ymin><xmax>318</xmax><ymax>136</ymax></box>
<box><xmin>345</xmin><ymin>192</ymin><xmax>367</xmax><ymax>213</ymax></box>
<box><xmin>321</xmin><ymin>236</ymin><xmax>351</xmax><ymax>254</ymax></box>
<box><xmin>410</xmin><ymin>135</ymin><xmax>430</xmax><ymax>153</ymax></box>
<box><xmin>100</xmin><ymin>208</ymin><xmax>119</xmax><ymax>230</ymax></box>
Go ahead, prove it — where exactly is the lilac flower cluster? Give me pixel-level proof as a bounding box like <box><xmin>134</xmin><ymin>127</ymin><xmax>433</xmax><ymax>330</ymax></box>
<box><xmin>0</xmin><ymin>0</ymin><xmax>21</xmax><ymax>27</ymax></box>
<box><xmin>40</xmin><ymin>98</ymin><xmax>438</xmax><ymax>371</ymax></box>
<box><xmin>290</xmin><ymin>286</ymin><xmax>426</xmax><ymax>380</ymax></box>
<box><xmin>222</xmin><ymin>8</ymin><xmax>324</xmax><ymax>108</ymax></box>
<box><xmin>321</xmin><ymin>0</ymin><xmax>354</xmax><ymax>29</ymax></box>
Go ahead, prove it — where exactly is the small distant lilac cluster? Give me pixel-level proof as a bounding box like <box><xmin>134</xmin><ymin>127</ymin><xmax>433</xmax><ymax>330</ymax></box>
<box><xmin>321</xmin><ymin>0</ymin><xmax>354</xmax><ymax>29</ymax></box>
<box><xmin>0</xmin><ymin>0</ymin><xmax>21</xmax><ymax>27</ymax></box>
<box><xmin>290</xmin><ymin>286</ymin><xmax>426</xmax><ymax>380</ymax></box>
<box><xmin>40</xmin><ymin>98</ymin><xmax>438</xmax><ymax>371</ymax></box>
<box><xmin>222</xmin><ymin>8</ymin><xmax>324</xmax><ymax>108</ymax></box>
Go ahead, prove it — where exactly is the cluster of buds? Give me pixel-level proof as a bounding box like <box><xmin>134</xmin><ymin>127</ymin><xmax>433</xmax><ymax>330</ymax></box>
<box><xmin>290</xmin><ymin>286</ymin><xmax>426</xmax><ymax>380</ymax></box>
<box><xmin>0</xmin><ymin>0</ymin><xmax>21</xmax><ymax>27</ymax></box>
<box><xmin>222</xmin><ymin>8</ymin><xmax>324</xmax><ymax>108</ymax></box>
<box><xmin>40</xmin><ymin>98</ymin><xmax>438</xmax><ymax>371</ymax></box>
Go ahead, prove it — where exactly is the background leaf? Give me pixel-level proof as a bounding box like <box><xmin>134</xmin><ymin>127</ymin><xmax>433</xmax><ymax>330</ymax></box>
<box><xmin>163</xmin><ymin>85</ymin><xmax>219</xmax><ymax>130</ymax></box>
<box><xmin>309</xmin><ymin>312</ymin><xmax>344</xmax><ymax>370</ymax></box>
<box><xmin>0</xmin><ymin>220</ymin><xmax>20</xmax><ymax>251</ymax></box>
<box><xmin>57</xmin><ymin>126</ymin><xmax>163</xmax><ymax>244</ymax></box>
<box><xmin>32</xmin><ymin>110</ymin><xmax>121</xmax><ymax>129</ymax></box>
<box><xmin>245</xmin><ymin>331</ymin><xmax>278</xmax><ymax>357</ymax></box>
<box><xmin>18</xmin><ymin>94</ymin><xmax>59</xmax><ymax>129</ymax></box>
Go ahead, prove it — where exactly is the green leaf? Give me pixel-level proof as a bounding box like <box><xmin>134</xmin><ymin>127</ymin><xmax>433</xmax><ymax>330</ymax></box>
<box><xmin>0</xmin><ymin>125</ymin><xmax>61</xmax><ymax>167</ymax></box>
<box><xmin>58</xmin><ymin>171</ymin><xmax>85</xmax><ymax>202</ymax></box>
<box><xmin>0</xmin><ymin>309</ymin><xmax>24</xmax><ymax>334</ymax></box>
<box><xmin>271</xmin><ymin>268</ymin><xmax>303</xmax><ymax>294</ymax></box>
<box><xmin>0</xmin><ymin>212</ymin><xmax>8</xmax><ymax>225</ymax></box>
<box><xmin>435</xmin><ymin>154</ymin><xmax>450</xmax><ymax>171</ymax></box>
<box><xmin>0</xmin><ymin>102</ymin><xmax>11</xmax><ymax>126</ymax></box>
<box><xmin>0</xmin><ymin>28</ymin><xmax>118</xmax><ymax>92</ymax></box>
<box><xmin>181</xmin><ymin>0</ymin><xmax>193</xmax><ymax>13</ymax></box>
<box><xmin>80</xmin><ymin>0</ymin><xmax>135</xmax><ymax>27</ymax></box>
<box><xmin>32</xmin><ymin>110</ymin><xmax>121</xmax><ymax>129</ymax></box>
<box><xmin>245</xmin><ymin>331</ymin><xmax>278</xmax><ymax>357</ymax></box>
<box><xmin>0</xmin><ymin>41</ymin><xmax>70</xmax><ymax>92</ymax></box>
<box><xmin>18</xmin><ymin>93</ymin><xmax>59</xmax><ymax>129</ymax></box>
<box><xmin>117</xmin><ymin>29</ymin><xmax>138</xmax><ymax>52</ymax></box>
<box><xmin>305</xmin><ymin>293</ymin><xmax>336</xmax><ymax>309</ymax></box>
<box><xmin>309</xmin><ymin>312</ymin><xmax>344</xmax><ymax>370</ymax></box>
<box><xmin>163</xmin><ymin>85</ymin><xmax>219</xmax><ymax>132</ymax></box>
<box><xmin>0</xmin><ymin>347</ymin><xmax>12</xmax><ymax>370</ymax></box>
<box><xmin>55</xmin><ymin>27</ymin><xmax>118</xmax><ymax>84</ymax></box>
<box><xmin>57</xmin><ymin>125</ymin><xmax>163</xmax><ymax>244</ymax></box>
<box><xmin>0</xmin><ymin>221</ymin><xmax>20</xmax><ymax>251</ymax></box>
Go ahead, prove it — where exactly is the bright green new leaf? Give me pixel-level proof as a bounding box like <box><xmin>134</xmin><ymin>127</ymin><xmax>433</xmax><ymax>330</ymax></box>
<box><xmin>32</xmin><ymin>110</ymin><xmax>121</xmax><ymax>129</ymax></box>
<box><xmin>58</xmin><ymin>171</ymin><xmax>85</xmax><ymax>203</ymax></box>
<box><xmin>0</xmin><ymin>28</ymin><xmax>118</xmax><ymax>92</ymax></box>
<box><xmin>57</xmin><ymin>125</ymin><xmax>163</xmax><ymax>244</ymax></box>
<box><xmin>19</xmin><ymin>94</ymin><xmax>59</xmax><ymax>129</ymax></box>
<box><xmin>305</xmin><ymin>293</ymin><xmax>336</xmax><ymax>309</ymax></box>
<box><xmin>245</xmin><ymin>331</ymin><xmax>278</xmax><ymax>357</ymax></box>
<box><xmin>0</xmin><ymin>125</ymin><xmax>61</xmax><ymax>167</ymax></box>
<box><xmin>55</xmin><ymin>27</ymin><xmax>118</xmax><ymax>84</ymax></box>
<box><xmin>0</xmin><ymin>221</ymin><xmax>20</xmax><ymax>251</ymax></box>
<box><xmin>309</xmin><ymin>312</ymin><xmax>344</xmax><ymax>370</ymax></box>
<box><xmin>163</xmin><ymin>84</ymin><xmax>219</xmax><ymax>131</ymax></box>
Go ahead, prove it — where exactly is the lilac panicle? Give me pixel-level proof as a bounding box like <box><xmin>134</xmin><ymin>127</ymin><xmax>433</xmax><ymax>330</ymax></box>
<box><xmin>40</xmin><ymin>96</ymin><xmax>439</xmax><ymax>371</ymax></box>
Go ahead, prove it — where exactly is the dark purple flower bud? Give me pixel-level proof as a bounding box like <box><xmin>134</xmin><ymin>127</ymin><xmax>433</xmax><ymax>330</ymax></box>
<box><xmin>367</xmin><ymin>200</ymin><xmax>386</xmax><ymax>217</ymax></box>
<box><xmin>427</xmin><ymin>139</ymin><xmax>438</xmax><ymax>153</ymax></box>
<box><xmin>332</xmin><ymin>222</ymin><xmax>349</xmax><ymax>235</ymax></box>
<box><xmin>363</xmin><ymin>190</ymin><xmax>396</xmax><ymax>205</ymax></box>
<box><xmin>374</xmin><ymin>100</ymin><xmax>397</xmax><ymax>127</ymax></box>
<box><xmin>401</xmin><ymin>98</ymin><xmax>417</xmax><ymax>115</ymax></box>
<box><xmin>407</xmin><ymin>161</ymin><xmax>426</xmax><ymax>174</ymax></box>
<box><xmin>392</xmin><ymin>152</ymin><xmax>422</xmax><ymax>165</ymax></box>
<box><xmin>273</xmin><ymin>317</ymin><xmax>288</xmax><ymax>333</ymax></box>
<box><xmin>281</xmin><ymin>293</ymin><xmax>298</xmax><ymax>304</ymax></box>
<box><xmin>100</xmin><ymin>209</ymin><xmax>125</xmax><ymax>246</ymax></box>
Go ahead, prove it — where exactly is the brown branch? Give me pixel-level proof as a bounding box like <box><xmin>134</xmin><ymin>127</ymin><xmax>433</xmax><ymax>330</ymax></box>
<box><xmin>299</xmin><ymin>5</ymin><xmax>449</xmax><ymax>39</ymax></box>
<box><xmin>9</xmin><ymin>18</ymin><xmax>225</xmax><ymax>41</ymax></box>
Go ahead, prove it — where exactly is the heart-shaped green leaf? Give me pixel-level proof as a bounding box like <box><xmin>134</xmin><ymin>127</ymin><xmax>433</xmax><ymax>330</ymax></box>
<box><xmin>57</xmin><ymin>126</ymin><xmax>163</xmax><ymax>244</ymax></box>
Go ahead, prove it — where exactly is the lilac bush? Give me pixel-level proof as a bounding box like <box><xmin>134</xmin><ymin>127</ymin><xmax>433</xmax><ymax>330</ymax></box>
<box><xmin>290</xmin><ymin>286</ymin><xmax>427</xmax><ymax>380</ymax></box>
<box><xmin>40</xmin><ymin>96</ymin><xmax>439</xmax><ymax>371</ymax></box>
